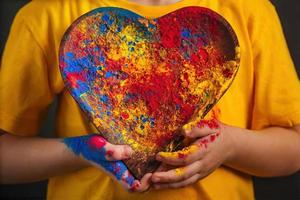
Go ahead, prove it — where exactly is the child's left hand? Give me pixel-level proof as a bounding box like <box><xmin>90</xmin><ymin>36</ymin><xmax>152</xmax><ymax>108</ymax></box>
<box><xmin>151</xmin><ymin>119</ymin><xmax>235</xmax><ymax>189</ymax></box>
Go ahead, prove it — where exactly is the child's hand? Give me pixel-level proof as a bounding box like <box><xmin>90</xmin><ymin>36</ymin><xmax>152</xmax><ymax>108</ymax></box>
<box><xmin>63</xmin><ymin>134</ymin><xmax>151</xmax><ymax>192</ymax></box>
<box><xmin>151</xmin><ymin>119</ymin><xmax>235</xmax><ymax>189</ymax></box>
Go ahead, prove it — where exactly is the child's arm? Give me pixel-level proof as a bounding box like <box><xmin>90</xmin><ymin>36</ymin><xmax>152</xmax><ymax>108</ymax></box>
<box><xmin>150</xmin><ymin>120</ymin><xmax>300</xmax><ymax>189</ymax></box>
<box><xmin>0</xmin><ymin>132</ymin><xmax>151</xmax><ymax>192</ymax></box>
<box><xmin>224</xmin><ymin>124</ymin><xmax>300</xmax><ymax>176</ymax></box>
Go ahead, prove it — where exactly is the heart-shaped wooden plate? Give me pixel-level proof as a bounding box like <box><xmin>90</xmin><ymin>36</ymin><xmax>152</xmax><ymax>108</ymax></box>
<box><xmin>59</xmin><ymin>6</ymin><xmax>240</xmax><ymax>179</ymax></box>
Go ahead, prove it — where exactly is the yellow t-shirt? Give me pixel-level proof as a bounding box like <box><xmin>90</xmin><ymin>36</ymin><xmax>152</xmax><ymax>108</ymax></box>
<box><xmin>1</xmin><ymin>0</ymin><xmax>300</xmax><ymax>199</ymax></box>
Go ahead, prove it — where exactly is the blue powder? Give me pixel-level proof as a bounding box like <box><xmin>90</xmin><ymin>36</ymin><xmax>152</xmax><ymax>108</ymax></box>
<box><xmin>100</xmin><ymin>94</ymin><xmax>109</xmax><ymax>103</ymax></box>
<box><xmin>99</xmin><ymin>24</ymin><xmax>107</xmax><ymax>33</ymax></box>
<box><xmin>66</xmin><ymin>52</ymin><xmax>74</xmax><ymax>59</ymax></box>
<box><xmin>181</xmin><ymin>29</ymin><xmax>192</xmax><ymax>38</ymax></box>
<box><xmin>150</xmin><ymin>117</ymin><xmax>155</xmax><ymax>122</ymax></box>
<box><xmin>105</xmin><ymin>71</ymin><xmax>114</xmax><ymax>78</ymax></box>
<box><xmin>64</xmin><ymin>55</ymin><xmax>82</xmax><ymax>73</ymax></box>
<box><xmin>102</xmin><ymin>13</ymin><xmax>114</xmax><ymax>25</ymax></box>
<box><xmin>83</xmin><ymin>39</ymin><xmax>91</xmax><ymax>45</ymax></box>
<box><xmin>99</xmin><ymin>54</ymin><xmax>106</xmax><ymax>63</ymax></box>
<box><xmin>76</xmin><ymin>80</ymin><xmax>89</xmax><ymax>94</ymax></box>
<box><xmin>63</xmin><ymin>134</ymin><xmax>131</xmax><ymax>183</ymax></box>
<box><xmin>123</xmin><ymin>173</ymin><xmax>135</xmax><ymax>187</ymax></box>
<box><xmin>63</xmin><ymin>134</ymin><xmax>107</xmax><ymax>161</ymax></box>
<box><xmin>102</xmin><ymin>13</ymin><xmax>110</xmax><ymax>22</ymax></box>
<box><xmin>116</xmin><ymin>24</ymin><xmax>123</xmax><ymax>33</ymax></box>
<box><xmin>78</xmin><ymin>99</ymin><xmax>93</xmax><ymax>113</ymax></box>
<box><xmin>141</xmin><ymin>117</ymin><xmax>148</xmax><ymax>123</ymax></box>
<box><xmin>80</xmin><ymin>57</ymin><xmax>91</xmax><ymax>67</ymax></box>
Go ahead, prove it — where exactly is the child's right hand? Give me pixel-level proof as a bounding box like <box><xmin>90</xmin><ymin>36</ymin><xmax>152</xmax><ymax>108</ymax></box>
<box><xmin>63</xmin><ymin>134</ymin><xmax>152</xmax><ymax>192</ymax></box>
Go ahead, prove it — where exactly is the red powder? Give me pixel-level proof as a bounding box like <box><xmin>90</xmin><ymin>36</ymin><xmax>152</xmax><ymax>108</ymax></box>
<box><xmin>128</xmin><ymin>73</ymin><xmax>179</xmax><ymax>114</ymax></box>
<box><xmin>190</xmin><ymin>53</ymin><xmax>201</xmax><ymax>64</ymax></box>
<box><xmin>178</xmin><ymin>152</ymin><xmax>187</xmax><ymax>159</ymax></box>
<box><xmin>121</xmin><ymin>112</ymin><xmax>129</xmax><ymax>119</ymax></box>
<box><xmin>209</xmin><ymin>18</ymin><xmax>219</xmax><ymax>36</ymax></box>
<box><xmin>130</xmin><ymin>181</ymin><xmax>140</xmax><ymax>192</ymax></box>
<box><xmin>190</xmin><ymin>48</ymin><xmax>210</xmax><ymax>76</ymax></box>
<box><xmin>199</xmin><ymin>138</ymin><xmax>209</xmax><ymax>148</ymax></box>
<box><xmin>222</xmin><ymin>68</ymin><xmax>233</xmax><ymax>78</ymax></box>
<box><xmin>113</xmin><ymin>164</ymin><xmax>121</xmax><ymax>174</ymax></box>
<box><xmin>198</xmin><ymin>132</ymin><xmax>220</xmax><ymax>147</ymax></box>
<box><xmin>198</xmin><ymin>48</ymin><xmax>208</xmax><ymax>62</ymax></box>
<box><xmin>157</xmin><ymin>15</ymin><xmax>181</xmax><ymax>48</ymax></box>
<box><xmin>183</xmin><ymin>72</ymin><xmax>189</xmax><ymax>85</ymax></box>
<box><xmin>66</xmin><ymin>72</ymin><xmax>87</xmax><ymax>88</ymax></box>
<box><xmin>210</xmin><ymin>134</ymin><xmax>216</xmax><ymax>142</ymax></box>
<box><xmin>180</xmin><ymin>103</ymin><xmax>195</xmax><ymax>122</ymax></box>
<box><xmin>211</xmin><ymin>107</ymin><xmax>221</xmax><ymax>120</ymax></box>
<box><xmin>106</xmin><ymin>58</ymin><xmax>123</xmax><ymax>72</ymax></box>
<box><xmin>106</xmin><ymin>150</ymin><xmax>114</xmax><ymax>157</ymax></box>
<box><xmin>154</xmin><ymin>132</ymin><xmax>174</xmax><ymax>147</ymax></box>
<box><xmin>197</xmin><ymin>119</ymin><xmax>220</xmax><ymax>129</ymax></box>
<box><xmin>88</xmin><ymin>135</ymin><xmax>106</xmax><ymax>149</ymax></box>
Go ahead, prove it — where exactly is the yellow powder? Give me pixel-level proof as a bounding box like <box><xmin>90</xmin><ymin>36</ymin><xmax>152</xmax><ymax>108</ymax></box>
<box><xmin>174</xmin><ymin>167</ymin><xmax>185</xmax><ymax>176</ymax></box>
<box><xmin>159</xmin><ymin>144</ymin><xmax>199</xmax><ymax>159</ymax></box>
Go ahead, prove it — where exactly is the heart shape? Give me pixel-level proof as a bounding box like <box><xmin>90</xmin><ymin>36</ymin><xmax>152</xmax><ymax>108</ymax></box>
<box><xmin>59</xmin><ymin>6</ymin><xmax>240</xmax><ymax>179</ymax></box>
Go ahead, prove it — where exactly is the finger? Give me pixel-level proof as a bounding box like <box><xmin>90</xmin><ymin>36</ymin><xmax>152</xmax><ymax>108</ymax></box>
<box><xmin>154</xmin><ymin>163</ymin><xmax>175</xmax><ymax>172</ymax></box>
<box><xmin>156</xmin><ymin>144</ymin><xmax>204</xmax><ymax>166</ymax></box>
<box><xmin>133</xmin><ymin>173</ymin><xmax>152</xmax><ymax>192</ymax></box>
<box><xmin>108</xmin><ymin>163</ymin><xmax>151</xmax><ymax>192</ymax></box>
<box><xmin>154</xmin><ymin>173</ymin><xmax>201</xmax><ymax>189</ymax></box>
<box><xmin>104</xmin><ymin>143</ymin><xmax>133</xmax><ymax>161</ymax></box>
<box><xmin>99</xmin><ymin>160</ymin><xmax>144</xmax><ymax>192</ymax></box>
<box><xmin>88</xmin><ymin>158</ymin><xmax>135</xmax><ymax>189</ymax></box>
<box><xmin>184</xmin><ymin>119</ymin><xmax>221</xmax><ymax>138</ymax></box>
<box><xmin>197</xmin><ymin>119</ymin><xmax>221</xmax><ymax>129</ymax></box>
<box><xmin>153</xmin><ymin>163</ymin><xmax>168</xmax><ymax>172</ymax></box>
<box><xmin>195</xmin><ymin>132</ymin><xmax>221</xmax><ymax>148</ymax></box>
<box><xmin>152</xmin><ymin>160</ymin><xmax>202</xmax><ymax>183</ymax></box>
<box><xmin>120</xmin><ymin>170</ymin><xmax>140</xmax><ymax>192</ymax></box>
<box><xmin>85</xmin><ymin>134</ymin><xmax>133</xmax><ymax>161</ymax></box>
<box><xmin>64</xmin><ymin>134</ymin><xmax>140</xmax><ymax>192</ymax></box>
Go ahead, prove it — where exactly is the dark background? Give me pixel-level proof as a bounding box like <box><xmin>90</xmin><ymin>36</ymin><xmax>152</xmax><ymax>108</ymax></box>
<box><xmin>0</xmin><ymin>0</ymin><xmax>299</xmax><ymax>199</ymax></box>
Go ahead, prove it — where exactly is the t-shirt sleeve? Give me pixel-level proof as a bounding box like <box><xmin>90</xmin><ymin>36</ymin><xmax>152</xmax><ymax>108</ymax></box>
<box><xmin>249</xmin><ymin>0</ymin><xmax>300</xmax><ymax>129</ymax></box>
<box><xmin>0</xmin><ymin>10</ymin><xmax>54</xmax><ymax>136</ymax></box>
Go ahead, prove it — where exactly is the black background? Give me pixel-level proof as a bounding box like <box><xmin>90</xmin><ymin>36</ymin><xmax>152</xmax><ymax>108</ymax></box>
<box><xmin>0</xmin><ymin>0</ymin><xmax>299</xmax><ymax>199</ymax></box>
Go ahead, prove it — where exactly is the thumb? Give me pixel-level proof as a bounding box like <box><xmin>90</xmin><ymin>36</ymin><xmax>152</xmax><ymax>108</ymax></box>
<box><xmin>104</xmin><ymin>143</ymin><xmax>133</xmax><ymax>161</ymax></box>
